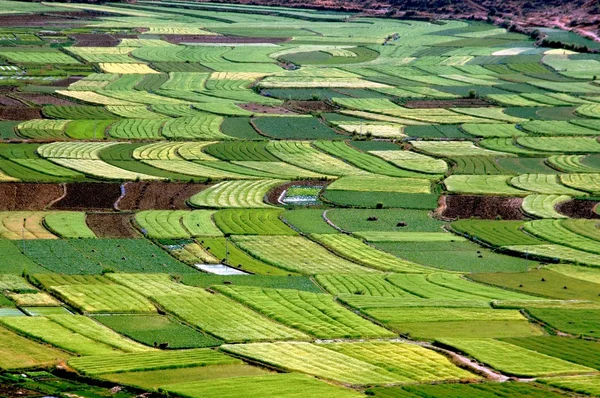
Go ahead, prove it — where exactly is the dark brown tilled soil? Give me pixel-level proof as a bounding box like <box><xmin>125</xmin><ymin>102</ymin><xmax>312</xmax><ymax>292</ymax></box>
<box><xmin>14</xmin><ymin>94</ymin><xmax>76</xmax><ymax>106</ymax></box>
<box><xmin>70</xmin><ymin>33</ymin><xmax>138</xmax><ymax>47</ymax></box>
<box><xmin>266</xmin><ymin>180</ymin><xmax>330</xmax><ymax>205</ymax></box>
<box><xmin>86</xmin><ymin>213</ymin><xmax>139</xmax><ymax>238</ymax></box>
<box><xmin>117</xmin><ymin>182</ymin><xmax>209</xmax><ymax>210</ymax></box>
<box><xmin>283</xmin><ymin>100</ymin><xmax>336</xmax><ymax>113</ymax></box>
<box><xmin>0</xmin><ymin>96</ymin><xmax>24</xmax><ymax>106</ymax></box>
<box><xmin>556</xmin><ymin>199</ymin><xmax>600</xmax><ymax>219</ymax></box>
<box><xmin>0</xmin><ymin>12</ymin><xmax>91</xmax><ymax>27</ymax></box>
<box><xmin>0</xmin><ymin>107</ymin><xmax>42</xmax><ymax>121</ymax></box>
<box><xmin>239</xmin><ymin>103</ymin><xmax>297</xmax><ymax>115</ymax></box>
<box><xmin>52</xmin><ymin>76</ymin><xmax>84</xmax><ymax>87</ymax></box>
<box><xmin>440</xmin><ymin>195</ymin><xmax>525</xmax><ymax>220</ymax></box>
<box><xmin>51</xmin><ymin>183</ymin><xmax>122</xmax><ymax>210</ymax></box>
<box><xmin>0</xmin><ymin>183</ymin><xmax>63</xmax><ymax>210</ymax></box>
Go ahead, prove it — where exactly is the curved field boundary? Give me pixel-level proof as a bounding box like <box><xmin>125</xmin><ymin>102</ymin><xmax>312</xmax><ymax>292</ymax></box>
<box><xmin>189</xmin><ymin>179</ymin><xmax>286</xmax><ymax>208</ymax></box>
<box><xmin>521</xmin><ymin>195</ymin><xmax>570</xmax><ymax>219</ymax></box>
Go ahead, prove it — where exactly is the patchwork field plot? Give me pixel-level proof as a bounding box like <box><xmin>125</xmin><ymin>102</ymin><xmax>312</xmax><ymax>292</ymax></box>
<box><xmin>216</xmin><ymin>285</ymin><xmax>394</xmax><ymax>339</ymax></box>
<box><xmin>162</xmin><ymin>373</ymin><xmax>364</xmax><ymax>398</ymax></box>
<box><xmin>4</xmin><ymin>2</ymin><xmax>600</xmax><ymax>397</ymax></box>
<box><xmin>106</xmin><ymin>274</ymin><xmax>307</xmax><ymax>342</ymax></box>
<box><xmin>231</xmin><ymin>235</ymin><xmax>377</xmax><ymax>274</ymax></box>
<box><xmin>69</xmin><ymin>349</ymin><xmax>238</xmax><ymax>375</ymax></box>
<box><xmin>189</xmin><ymin>180</ymin><xmax>285</xmax><ymax>208</ymax></box>
<box><xmin>437</xmin><ymin>338</ymin><xmax>593</xmax><ymax>377</ymax></box>
<box><xmin>222</xmin><ymin>342</ymin><xmax>475</xmax><ymax>385</ymax></box>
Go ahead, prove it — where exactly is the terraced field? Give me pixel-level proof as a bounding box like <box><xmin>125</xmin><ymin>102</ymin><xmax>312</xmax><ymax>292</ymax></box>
<box><xmin>1</xmin><ymin>2</ymin><xmax>600</xmax><ymax>397</ymax></box>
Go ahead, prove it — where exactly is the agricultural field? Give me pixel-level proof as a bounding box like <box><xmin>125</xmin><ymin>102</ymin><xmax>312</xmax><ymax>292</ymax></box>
<box><xmin>1</xmin><ymin>1</ymin><xmax>600</xmax><ymax>397</ymax></box>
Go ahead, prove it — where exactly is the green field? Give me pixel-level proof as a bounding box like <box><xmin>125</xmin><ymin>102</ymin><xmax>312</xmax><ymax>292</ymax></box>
<box><xmin>2</xmin><ymin>1</ymin><xmax>600</xmax><ymax>397</ymax></box>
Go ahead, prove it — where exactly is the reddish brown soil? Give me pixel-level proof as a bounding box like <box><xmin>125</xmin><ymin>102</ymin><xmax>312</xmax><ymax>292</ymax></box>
<box><xmin>284</xmin><ymin>100</ymin><xmax>336</xmax><ymax>113</ymax></box>
<box><xmin>403</xmin><ymin>99</ymin><xmax>493</xmax><ymax>109</ymax></box>
<box><xmin>0</xmin><ymin>12</ymin><xmax>93</xmax><ymax>27</ymax></box>
<box><xmin>266</xmin><ymin>180</ymin><xmax>330</xmax><ymax>204</ymax></box>
<box><xmin>0</xmin><ymin>96</ymin><xmax>25</xmax><ymax>106</ymax></box>
<box><xmin>51</xmin><ymin>183</ymin><xmax>121</xmax><ymax>210</ymax></box>
<box><xmin>86</xmin><ymin>213</ymin><xmax>139</xmax><ymax>238</ymax></box>
<box><xmin>0</xmin><ymin>384</ymin><xmax>40</xmax><ymax>398</ymax></box>
<box><xmin>49</xmin><ymin>76</ymin><xmax>83</xmax><ymax>87</ymax></box>
<box><xmin>117</xmin><ymin>182</ymin><xmax>209</xmax><ymax>210</ymax></box>
<box><xmin>556</xmin><ymin>199</ymin><xmax>600</xmax><ymax>219</ymax></box>
<box><xmin>70</xmin><ymin>33</ymin><xmax>138</xmax><ymax>47</ymax></box>
<box><xmin>163</xmin><ymin>35</ymin><xmax>290</xmax><ymax>44</ymax></box>
<box><xmin>200</xmin><ymin>1</ymin><xmax>600</xmax><ymax>45</ymax></box>
<box><xmin>14</xmin><ymin>94</ymin><xmax>76</xmax><ymax>106</ymax></box>
<box><xmin>0</xmin><ymin>183</ymin><xmax>63</xmax><ymax>211</ymax></box>
<box><xmin>0</xmin><ymin>107</ymin><xmax>42</xmax><ymax>121</ymax></box>
<box><xmin>440</xmin><ymin>195</ymin><xmax>525</xmax><ymax>220</ymax></box>
<box><xmin>0</xmin><ymin>86</ymin><xmax>17</xmax><ymax>94</ymax></box>
<box><xmin>239</xmin><ymin>103</ymin><xmax>297</xmax><ymax>115</ymax></box>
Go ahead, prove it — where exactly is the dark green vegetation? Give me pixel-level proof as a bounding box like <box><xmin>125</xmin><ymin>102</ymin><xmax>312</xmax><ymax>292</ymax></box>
<box><xmin>470</xmin><ymin>270</ymin><xmax>600</xmax><ymax>302</ymax></box>
<box><xmin>23</xmin><ymin>239</ymin><xmax>193</xmax><ymax>274</ymax></box>
<box><xmin>94</xmin><ymin>315</ymin><xmax>221</xmax><ymax>349</ymax></box>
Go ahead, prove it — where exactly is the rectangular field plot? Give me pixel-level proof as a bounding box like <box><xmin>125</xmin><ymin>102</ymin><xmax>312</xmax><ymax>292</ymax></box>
<box><xmin>370</xmin><ymin>382</ymin><xmax>568</xmax><ymax>398</ymax></box>
<box><xmin>106</xmin><ymin>274</ymin><xmax>307</xmax><ymax>343</ymax></box>
<box><xmin>98</xmin><ymin>365</ymin><xmax>269</xmax><ymax>391</ymax></box>
<box><xmin>539</xmin><ymin>375</ymin><xmax>600</xmax><ymax>397</ymax></box>
<box><xmin>33</xmin><ymin>274</ymin><xmax>157</xmax><ymax>314</ymax></box>
<box><xmin>526</xmin><ymin>308</ymin><xmax>600</xmax><ymax>339</ymax></box>
<box><xmin>231</xmin><ymin>235</ymin><xmax>377</xmax><ymax>274</ymax></box>
<box><xmin>215</xmin><ymin>285</ymin><xmax>395</xmax><ymax>339</ymax></box>
<box><xmin>311</xmin><ymin>233</ymin><xmax>432</xmax><ymax>273</ymax></box>
<box><xmin>69</xmin><ymin>348</ymin><xmax>238</xmax><ymax>376</ymax></box>
<box><xmin>22</xmin><ymin>239</ymin><xmax>193</xmax><ymax>274</ymax></box>
<box><xmin>197</xmin><ymin>237</ymin><xmax>292</xmax><ymax>275</ymax></box>
<box><xmin>501</xmin><ymin>336</ymin><xmax>600</xmax><ymax>370</ymax></box>
<box><xmin>0</xmin><ymin>325</ymin><xmax>68</xmax><ymax>370</ymax></box>
<box><xmin>162</xmin><ymin>373</ymin><xmax>363</xmax><ymax>398</ymax></box>
<box><xmin>135</xmin><ymin>210</ymin><xmax>222</xmax><ymax>239</ymax></box>
<box><xmin>469</xmin><ymin>269</ymin><xmax>600</xmax><ymax>302</ymax></box>
<box><xmin>437</xmin><ymin>338</ymin><xmax>593</xmax><ymax>377</ymax></box>
<box><xmin>94</xmin><ymin>314</ymin><xmax>221</xmax><ymax>349</ymax></box>
<box><xmin>213</xmin><ymin>209</ymin><xmax>297</xmax><ymax>235</ymax></box>
<box><xmin>326</xmin><ymin>175</ymin><xmax>432</xmax><ymax>194</ymax></box>
<box><xmin>222</xmin><ymin>342</ymin><xmax>477</xmax><ymax>385</ymax></box>
<box><xmin>315</xmin><ymin>274</ymin><xmax>416</xmax><ymax>297</ymax></box>
<box><xmin>0</xmin><ymin>315</ymin><xmax>150</xmax><ymax>356</ymax></box>
<box><xmin>362</xmin><ymin>307</ymin><xmax>542</xmax><ymax>339</ymax></box>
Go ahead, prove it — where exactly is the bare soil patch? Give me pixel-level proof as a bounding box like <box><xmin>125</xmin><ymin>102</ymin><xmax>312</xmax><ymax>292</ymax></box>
<box><xmin>403</xmin><ymin>99</ymin><xmax>492</xmax><ymax>109</ymax></box>
<box><xmin>266</xmin><ymin>179</ymin><xmax>329</xmax><ymax>204</ymax></box>
<box><xmin>15</xmin><ymin>94</ymin><xmax>75</xmax><ymax>106</ymax></box>
<box><xmin>239</xmin><ymin>103</ymin><xmax>297</xmax><ymax>115</ymax></box>
<box><xmin>0</xmin><ymin>183</ymin><xmax>63</xmax><ymax>210</ymax></box>
<box><xmin>0</xmin><ymin>107</ymin><xmax>42</xmax><ymax>121</ymax></box>
<box><xmin>118</xmin><ymin>182</ymin><xmax>208</xmax><ymax>210</ymax></box>
<box><xmin>86</xmin><ymin>213</ymin><xmax>139</xmax><ymax>238</ymax></box>
<box><xmin>440</xmin><ymin>195</ymin><xmax>525</xmax><ymax>220</ymax></box>
<box><xmin>284</xmin><ymin>100</ymin><xmax>336</xmax><ymax>113</ymax></box>
<box><xmin>70</xmin><ymin>33</ymin><xmax>137</xmax><ymax>47</ymax></box>
<box><xmin>50</xmin><ymin>76</ymin><xmax>83</xmax><ymax>87</ymax></box>
<box><xmin>51</xmin><ymin>183</ymin><xmax>121</xmax><ymax>210</ymax></box>
<box><xmin>556</xmin><ymin>199</ymin><xmax>600</xmax><ymax>219</ymax></box>
<box><xmin>0</xmin><ymin>96</ymin><xmax>25</xmax><ymax>107</ymax></box>
<box><xmin>0</xmin><ymin>383</ymin><xmax>40</xmax><ymax>398</ymax></box>
<box><xmin>164</xmin><ymin>35</ymin><xmax>289</xmax><ymax>44</ymax></box>
<box><xmin>0</xmin><ymin>12</ymin><xmax>92</xmax><ymax>27</ymax></box>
